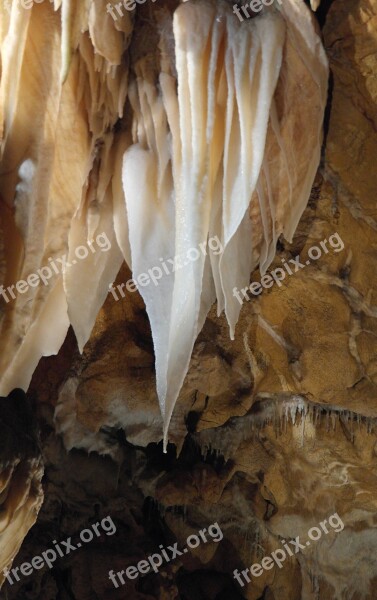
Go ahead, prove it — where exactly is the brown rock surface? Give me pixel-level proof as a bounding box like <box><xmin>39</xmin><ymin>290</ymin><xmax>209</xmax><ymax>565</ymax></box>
<box><xmin>1</xmin><ymin>0</ymin><xmax>377</xmax><ymax>599</ymax></box>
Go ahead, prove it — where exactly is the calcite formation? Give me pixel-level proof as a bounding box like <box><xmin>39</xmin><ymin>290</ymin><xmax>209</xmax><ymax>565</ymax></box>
<box><xmin>123</xmin><ymin>0</ymin><xmax>328</xmax><ymax>449</ymax></box>
<box><xmin>0</xmin><ymin>0</ymin><xmax>377</xmax><ymax>599</ymax></box>
<box><xmin>0</xmin><ymin>0</ymin><xmax>328</xmax><ymax>451</ymax></box>
<box><xmin>0</xmin><ymin>0</ymin><xmax>132</xmax><ymax>396</ymax></box>
<box><xmin>0</xmin><ymin>390</ymin><xmax>43</xmax><ymax>588</ymax></box>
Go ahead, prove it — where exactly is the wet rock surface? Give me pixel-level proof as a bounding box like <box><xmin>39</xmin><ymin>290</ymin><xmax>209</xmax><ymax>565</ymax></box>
<box><xmin>2</xmin><ymin>0</ymin><xmax>377</xmax><ymax>598</ymax></box>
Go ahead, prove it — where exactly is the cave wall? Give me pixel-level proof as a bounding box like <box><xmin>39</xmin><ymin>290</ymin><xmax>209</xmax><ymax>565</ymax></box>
<box><xmin>1</xmin><ymin>0</ymin><xmax>377</xmax><ymax>599</ymax></box>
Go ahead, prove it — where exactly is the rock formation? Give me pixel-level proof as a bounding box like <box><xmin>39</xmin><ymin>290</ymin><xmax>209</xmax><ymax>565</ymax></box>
<box><xmin>0</xmin><ymin>0</ymin><xmax>377</xmax><ymax>598</ymax></box>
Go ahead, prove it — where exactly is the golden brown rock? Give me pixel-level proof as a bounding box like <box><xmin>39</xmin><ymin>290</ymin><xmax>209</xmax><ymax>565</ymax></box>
<box><xmin>1</xmin><ymin>0</ymin><xmax>377</xmax><ymax>599</ymax></box>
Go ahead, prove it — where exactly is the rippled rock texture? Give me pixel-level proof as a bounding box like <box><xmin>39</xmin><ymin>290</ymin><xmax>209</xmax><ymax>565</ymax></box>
<box><xmin>1</xmin><ymin>0</ymin><xmax>377</xmax><ymax>599</ymax></box>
